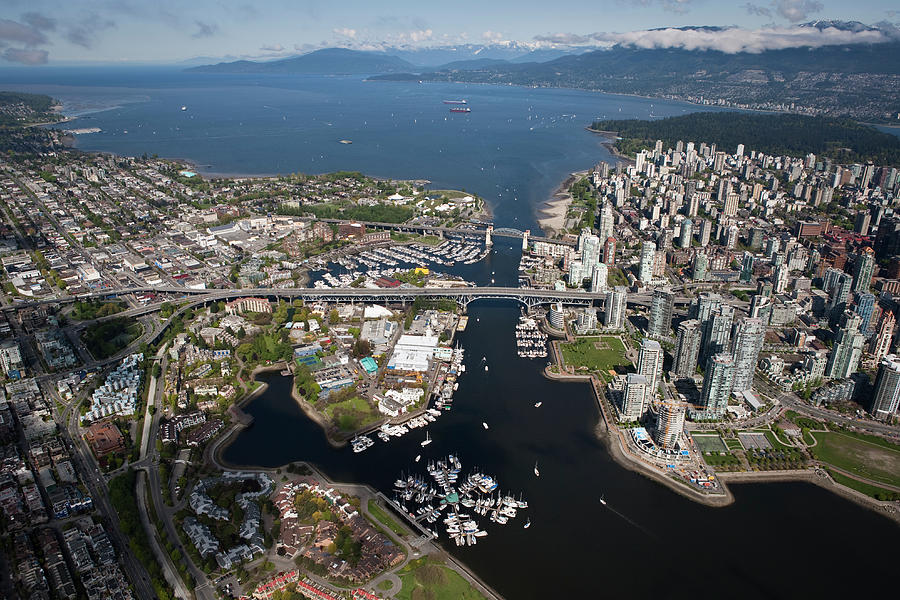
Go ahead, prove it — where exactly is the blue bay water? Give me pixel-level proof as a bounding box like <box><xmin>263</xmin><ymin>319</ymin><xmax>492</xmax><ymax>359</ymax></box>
<box><xmin>3</xmin><ymin>66</ymin><xmax>713</xmax><ymax>232</ymax></box>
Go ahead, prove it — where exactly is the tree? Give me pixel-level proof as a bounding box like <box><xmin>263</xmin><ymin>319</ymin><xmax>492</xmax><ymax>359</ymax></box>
<box><xmin>351</xmin><ymin>338</ymin><xmax>371</xmax><ymax>358</ymax></box>
<box><xmin>328</xmin><ymin>309</ymin><xmax>340</xmax><ymax>325</ymax></box>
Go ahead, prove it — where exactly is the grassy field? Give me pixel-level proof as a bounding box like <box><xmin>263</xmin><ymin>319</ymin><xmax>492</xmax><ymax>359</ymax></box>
<box><xmin>323</xmin><ymin>396</ymin><xmax>381</xmax><ymax>432</ymax></box>
<box><xmin>724</xmin><ymin>438</ymin><xmax>744</xmax><ymax>451</ymax></box>
<box><xmin>396</xmin><ymin>557</ymin><xmax>488</xmax><ymax>600</ymax></box>
<box><xmin>559</xmin><ymin>336</ymin><xmax>630</xmax><ymax>377</ymax></box>
<box><xmin>811</xmin><ymin>432</ymin><xmax>900</xmax><ymax>488</ymax></box>
<box><xmin>367</xmin><ymin>499</ymin><xmax>407</xmax><ymax>537</ymax></box>
<box><xmin>826</xmin><ymin>469</ymin><xmax>900</xmax><ymax>501</ymax></box>
<box><xmin>693</xmin><ymin>434</ymin><xmax>727</xmax><ymax>453</ymax></box>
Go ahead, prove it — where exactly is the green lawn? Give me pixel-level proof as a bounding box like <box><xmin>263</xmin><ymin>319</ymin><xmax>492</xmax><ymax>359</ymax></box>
<box><xmin>724</xmin><ymin>438</ymin><xmax>744</xmax><ymax>451</ymax></box>
<box><xmin>396</xmin><ymin>557</ymin><xmax>488</xmax><ymax>600</ymax></box>
<box><xmin>765</xmin><ymin>430</ymin><xmax>795</xmax><ymax>451</ymax></box>
<box><xmin>323</xmin><ymin>395</ymin><xmax>381</xmax><ymax>432</ymax></box>
<box><xmin>367</xmin><ymin>499</ymin><xmax>407</xmax><ymax>537</ymax></box>
<box><xmin>811</xmin><ymin>432</ymin><xmax>900</xmax><ymax>488</ymax></box>
<box><xmin>826</xmin><ymin>469</ymin><xmax>900</xmax><ymax>502</ymax></box>
<box><xmin>559</xmin><ymin>336</ymin><xmax>630</xmax><ymax>377</ymax></box>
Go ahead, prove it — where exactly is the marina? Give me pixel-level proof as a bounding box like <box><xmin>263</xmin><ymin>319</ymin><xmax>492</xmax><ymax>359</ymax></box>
<box><xmin>308</xmin><ymin>238</ymin><xmax>488</xmax><ymax>289</ymax></box>
<box><xmin>350</xmin><ymin>347</ymin><xmax>466</xmax><ymax>452</ymax></box>
<box><xmin>515</xmin><ymin>311</ymin><xmax>548</xmax><ymax>358</ymax></box>
<box><xmin>393</xmin><ymin>454</ymin><xmax>529</xmax><ymax>547</ymax></box>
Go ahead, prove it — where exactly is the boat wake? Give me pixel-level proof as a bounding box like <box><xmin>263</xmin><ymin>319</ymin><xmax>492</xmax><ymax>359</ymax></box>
<box><xmin>601</xmin><ymin>500</ymin><xmax>658</xmax><ymax>540</ymax></box>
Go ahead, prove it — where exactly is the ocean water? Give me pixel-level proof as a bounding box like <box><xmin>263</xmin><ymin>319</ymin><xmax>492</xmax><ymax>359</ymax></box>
<box><xmin>3</xmin><ymin>66</ymin><xmax>714</xmax><ymax>231</ymax></box>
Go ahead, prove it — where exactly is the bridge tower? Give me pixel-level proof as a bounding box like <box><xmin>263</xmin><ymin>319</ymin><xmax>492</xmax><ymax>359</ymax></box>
<box><xmin>522</xmin><ymin>229</ymin><xmax>530</xmax><ymax>252</ymax></box>
<box><xmin>485</xmin><ymin>225</ymin><xmax>493</xmax><ymax>248</ymax></box>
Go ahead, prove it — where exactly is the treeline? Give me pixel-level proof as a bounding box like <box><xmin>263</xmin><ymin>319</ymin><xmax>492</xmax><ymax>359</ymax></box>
<box><xmin>0</xmin><ymin>92</ymin><xmax>59</xmax><ymax>128</ymax></box>
<box><xmin>278</xmin><ymin>203</ymin><xmax>414</xmax><ymax>223</ymax></box>
<box><xmin>108</xmin><ymin>470</ymin><xmax>175</xmax><ymax>600</ymax></box>
<box><xmin>592</xmin><ymin>113</ymin><xmax>900</xmax><ymax>166</ymax></box>
<box><xmin>0</xmin><ymin>91</ymin><xmax>55</xmax><ymax>112</ymax></box>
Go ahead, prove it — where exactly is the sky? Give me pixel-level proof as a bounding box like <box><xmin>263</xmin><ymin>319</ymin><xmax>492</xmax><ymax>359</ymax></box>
<box><xmin>0</xmin><ymin>0</ymin><xmax>898</xmax><ymax>65</ymax></box>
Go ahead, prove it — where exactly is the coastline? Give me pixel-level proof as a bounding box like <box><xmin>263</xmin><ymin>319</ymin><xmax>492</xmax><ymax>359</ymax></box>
<box><xmin>542</xmin><ymin>358</ymin><xmax>900</xmax><ymax>523</ymax></box>
<box><xmin>585</xmin><ymin>127</ymin><xmax>636</xmax><ymax>165</ymax></box>
<box><xmin>536</xmin><ymin>170</ymin><xmax>586</xmax><ymax>237</ymax></box>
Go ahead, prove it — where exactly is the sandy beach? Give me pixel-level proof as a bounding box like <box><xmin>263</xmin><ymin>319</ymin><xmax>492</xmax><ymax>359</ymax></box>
<box><xmin>536</xmin><ymin>169</ymin><xmax>590</xmax><ymax>237</ymax></box>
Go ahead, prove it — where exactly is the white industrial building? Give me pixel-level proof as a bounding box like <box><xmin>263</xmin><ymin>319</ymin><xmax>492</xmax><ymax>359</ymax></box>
<box><xmin>387</xmin><ymin>334</ymin><xmax>438</xmax><ymax>372</ymax></box>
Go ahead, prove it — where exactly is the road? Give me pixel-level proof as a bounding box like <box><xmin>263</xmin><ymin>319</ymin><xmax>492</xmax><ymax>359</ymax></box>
<box><xmin>45</xmin><ymin>379</ymin><xmax>158</xmax><ymax>600</ymax></box>
<box><xmin>137</xmin><ymin>346</ymin><xmax>218</xmax><ymax>600</ymax></box>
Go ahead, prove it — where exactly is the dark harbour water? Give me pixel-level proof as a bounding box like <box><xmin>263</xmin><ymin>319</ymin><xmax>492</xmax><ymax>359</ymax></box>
<box><xmin>223</xmin><ymin>246</ymin><xmax>898</xmax><ymax>599</ymax></box>
<box><xmin>3</xmin><ymin>66</ymin><xmax>896</xmax><ymax>596</ymax></box>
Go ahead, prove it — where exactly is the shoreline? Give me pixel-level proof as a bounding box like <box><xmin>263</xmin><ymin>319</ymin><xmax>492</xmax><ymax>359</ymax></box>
<box><xmin>585</xmin><ymin>127</ymin><xmax>636</xmax><ymax>165</ymax></box>
<box><xmin>542</xmin><ymin>357</ymin><xmax>900</xmax><ymax>523</ymax></box>
<box><xmin>536</xmin><ymin>170</ymin><xmax>586</xmax><ymax>237</ymax></box>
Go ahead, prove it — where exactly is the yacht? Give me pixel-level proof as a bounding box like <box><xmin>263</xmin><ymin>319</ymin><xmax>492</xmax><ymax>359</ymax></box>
<box><xmin>523</xmin><ymin>518</ymin><xmax>531</xmax><ymax>529</ymax></box>
<box><xmin>415</xmin><ymin>455</ymin><xmax>421</xmax><ymax>462</ymax></box>
<box><xmin>421</xmin><ymin>432</ymin><xmax>433</xmax><ymax>447</ymax></box>
<box><xmin>599</xmin><ymin>496</ymin><xmax>607</xmax><ymax>506</ymax></box>
<box><xmin>534</xmin><ymin>462</ymin><xmax>540</xmax><ymax>477</ymax></box>
<box><xmin>534</xmin><ymin>402</ymin><xmax>542</xmax><ymax>408</ymax></box>
<box><xmin>482</xmin><ymin>422</ymin><xmax>489</xmax><ymax>430</ymax></box>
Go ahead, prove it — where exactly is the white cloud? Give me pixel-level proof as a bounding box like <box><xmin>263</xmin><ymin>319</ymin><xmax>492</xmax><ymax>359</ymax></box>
<box><xmin>586</xmin><ymin>24</ymin><xmax>891</xmax><ymax>54</ymax></box>
<box><xmin>260</xmin><ymin>43</ymin><xmax>284</xmax><ymax>52</ymax></box>
<box><xmin>533</xmin><ymin>32</ymin><xmax>593</xmax><ymax>45</ymax></box>
<box><xmin>773</xmin><ymin>0</ymin><xmax>823</xmax><ymax>22</ymax></box>
<box><xmin>482</xmin><ymin>30</ymin><xmax>505</xmax><ymax>42</ymax></box>
<box><xmin>401</xmin><ymin>29</ymin><xmax>433</xmax><ymax>43</ymax></box>
<box><xmin>333</xmin><ymin>27</ymin><xmax>357</xmax><ymax>39</ymax></box>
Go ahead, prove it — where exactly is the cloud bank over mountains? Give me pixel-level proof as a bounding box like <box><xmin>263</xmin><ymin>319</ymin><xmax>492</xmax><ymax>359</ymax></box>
<box><xmin>534</xmin><ymin>22</ymin><xmax>899</xmax><ymax>54</ymax></box>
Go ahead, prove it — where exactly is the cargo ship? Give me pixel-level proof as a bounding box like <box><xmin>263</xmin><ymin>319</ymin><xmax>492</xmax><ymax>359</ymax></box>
<box><xmin>450</xmin><ymin>107</ymin><xmax>471</xmax><ymax>113</ymax></box>
<box><xmin>443</xmin><ymin>99</ymin><xmax>467</xmax><ymax>104</ymax></box>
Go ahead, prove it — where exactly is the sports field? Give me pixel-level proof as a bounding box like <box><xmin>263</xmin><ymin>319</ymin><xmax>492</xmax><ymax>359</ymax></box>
<box><xmin>692</xmin><ymin>434</ymin><xmax>727</xmax><ymax>453</ymax></box>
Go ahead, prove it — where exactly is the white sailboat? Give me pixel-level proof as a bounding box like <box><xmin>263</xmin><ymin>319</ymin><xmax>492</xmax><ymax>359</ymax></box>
<box><xmin>415</xmin><ymin>455</ymin><xmax>421</xmax><ymax>462</ymax></box>
<box><xmin>534</xmin><ymin>462</ymin><xmax>540</xmax><ymax>477</ymax></box>
<box><xmin>482</xmin><ymin>422</ymin><xmax>489</xmax><ymax>430</ymax></box>
<box><xmin>534</xmin><ymin>402</ymin><xmax>542</xmax><ymax>408</ymax></box>
<box><xmin>421</xmin><ymin>432</ymin><xmax>432</xmax><ymax>447</ymax></box>
<box><xmin>523</xmin><ymin>518</ymin><xmax>531</xmax><ymax>529</ymax></box>
<box><xmin>599</xmin><ymin>496</ymin><xmax>607</xmax><ymax>506</ymax></box>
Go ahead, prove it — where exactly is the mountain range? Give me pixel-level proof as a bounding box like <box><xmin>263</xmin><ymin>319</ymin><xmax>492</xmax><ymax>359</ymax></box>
<box><xmin>188</xmin><ymin>23</ymin><xmax>900</xmax><ymax>122</ymax></box>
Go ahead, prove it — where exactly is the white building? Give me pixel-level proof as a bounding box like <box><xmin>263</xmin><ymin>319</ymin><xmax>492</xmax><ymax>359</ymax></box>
<box><xmin>387</xmin><ymin>334</ymin><xmax>438</xmax><ymax>372</ymax></box>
